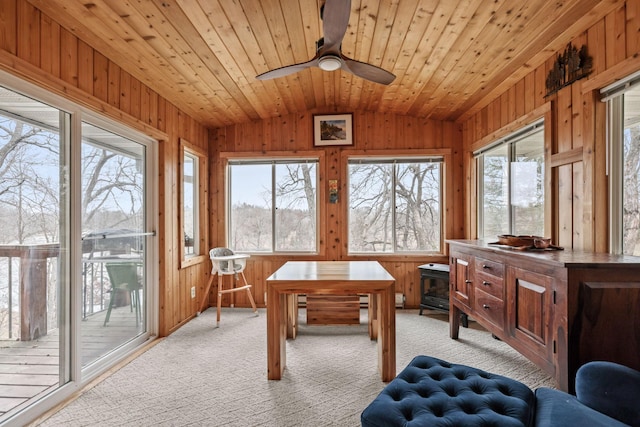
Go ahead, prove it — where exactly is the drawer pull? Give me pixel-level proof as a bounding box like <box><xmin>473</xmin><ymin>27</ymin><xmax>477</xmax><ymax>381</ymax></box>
<box><xmin>482</xmin><ymin>281</ymin><xmax>490</xmax><ymax>286</ymax></box>
<box><xmin>465</xmin><ymin>279</ymin><xmax>472</xmax><ymax>283</ymax></box>
<box><xmin>482</xmin><ymin>304</ymin><xmax>490</xmax><ymax>309</ymax></box>
<box><xmin>482</xmin><ymin>264</ymin><xmax>491</xmax><ymax>269</ymax></box>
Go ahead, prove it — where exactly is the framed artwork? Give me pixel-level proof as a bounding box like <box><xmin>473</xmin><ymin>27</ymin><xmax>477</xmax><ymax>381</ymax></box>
<box><xmin>313</xmin><ymin>113</ymin><xmax>353</xmax><ymax>146</ymax></box>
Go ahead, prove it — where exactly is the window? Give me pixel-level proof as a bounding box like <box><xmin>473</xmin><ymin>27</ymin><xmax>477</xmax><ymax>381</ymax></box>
<box><xmin>180</xmin><ymin>139</ymin><xmax>206</xmax><ymax>261</ymax></box>
<box><xmin>183</xmin><ymin>152</ymin><xmax>197</xmax><ymax>255</ymax></box>
<box><xmin>348</xmin><ymin>157</ymin><xmax>442</xmax><ymax>253</ymax></box>
<box><xmin>228</xmin><ymin>159</ymin><xmax>318</xmax><ymax>253</ymax></box>
<box><xmin>604</xmin><ymin>74</ymin><xmax>640</xmax><ymax>255</ymax></box>
<box><xmin>476</xmin><ymin>121</ymin><xmax>545</xmax><ymax>239</ymax></box>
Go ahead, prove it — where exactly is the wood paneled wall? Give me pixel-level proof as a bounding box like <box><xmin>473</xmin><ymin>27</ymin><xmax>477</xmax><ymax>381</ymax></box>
<box><xmin>208</xmin><ymin>112</ymin><xmax>463</xmax><ymax>309</ymax></box>
<box><xmin>461</xmin><ymin>0</ymin><xmax>640</xmax><ymax>252</ymax></box>
<box><xmin>5</xmin><ymin>0</ymin><xmax>639</xmax><ymax>334</ymax></box>
<box><xmin>0</xmin><ymin>0</ymin><xmax>210</xmax><ymax>336</ymax></box>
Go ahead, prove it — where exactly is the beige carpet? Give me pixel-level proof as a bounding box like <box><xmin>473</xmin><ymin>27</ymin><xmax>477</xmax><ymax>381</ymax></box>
<box><xmin>33</xmin><ymin>308</ymin><xmax>555</xmax><ymax>427</ymax></box>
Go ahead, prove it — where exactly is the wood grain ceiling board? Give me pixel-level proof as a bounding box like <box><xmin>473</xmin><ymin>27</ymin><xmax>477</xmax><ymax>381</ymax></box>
<box><xmin>26</xmin><ymin>0</ymin><xmax>613</xmax><ymax>128</ymax></box>
<box><xmin>454</xmin><ymin>0</ymin><xmax>626</xmax><ymax>122</ymax></box>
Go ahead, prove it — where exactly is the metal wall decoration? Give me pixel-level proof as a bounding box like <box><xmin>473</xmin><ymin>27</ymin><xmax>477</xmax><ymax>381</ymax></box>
<box><xmin>329</xmin><ymin>179</ymin><xmax>339</xmax><ymax>203</ymax></box>
<box><xmin>545</xmin><ymin>43</ymin><xmax>593</xmax><ymax>97</ymax></box>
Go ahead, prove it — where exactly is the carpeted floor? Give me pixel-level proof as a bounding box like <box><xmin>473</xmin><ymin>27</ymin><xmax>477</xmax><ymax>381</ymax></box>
<box><xmin>33</xmin><ymin>308</ymin><xmax>555</xmax><ymax>426</ymax></box>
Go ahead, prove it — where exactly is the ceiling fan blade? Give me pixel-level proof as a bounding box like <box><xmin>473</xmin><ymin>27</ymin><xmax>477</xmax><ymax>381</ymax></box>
<box><xmin>256</xmin><ymin>57</ymin><xmax>319</xmax><ymax>80</ymax></box>
<box><xmin>322</xmin><ymin>0</ymin><xmax>351</xmax><ymax>51</ymax></box>
<box><xmin>341</xmin><ymin>56</ymin><xmax>396</xmax><ymax>85</ymax></box>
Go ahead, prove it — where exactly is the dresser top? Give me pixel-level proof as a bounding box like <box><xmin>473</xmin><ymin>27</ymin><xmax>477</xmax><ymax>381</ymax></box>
<box><xmin>446</xmin><ymin>239</ymin><xmax>640</xmax><ymax>267</ymax></box>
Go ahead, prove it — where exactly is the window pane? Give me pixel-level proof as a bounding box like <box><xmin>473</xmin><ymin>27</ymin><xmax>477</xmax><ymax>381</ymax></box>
<box><xmin>512</xmin><ymin>134</ymin><xmax>544</xmax><ymax>236</ymax></box>
<box><xmin>348</xmin><ymin>163</ymin><xmax>394</xmax><ymax>253</ymax></box>
<box><xmin>183</xmin><ymin>153</ymin><xmax>196</xmax><ymax>256</ymax></box>
<box><xmin>481</xmin><ymin>145</ymin><xmax>508</xmax><ymax>238</ymax></box>
<box><xmin>395</xmin><ymin>162</ymin><xmax>441</xmax><ymax>251</ymax></box>
<box><xmin>622</xmin><ymin>86</ymin><xmax>640</xmax><ymax>255</ymax></box>
<box><xmin>274</xmin><ymin>163</ymin><xmax>317</xmax><ymax>252</ymax></box>
<box><xmin>229</xmin><ymin>161</ymin><xmax>318</xmax><ymax>253</ymax></box>
<box><xmin>478</xmin><ymin>125</ymin><xmax>544</xmax><ymax>238</ymax></box>
<box><xmin>229</xmin><ymin>164</ymin><xmax>273</xmax><ymax>251</ymax></box>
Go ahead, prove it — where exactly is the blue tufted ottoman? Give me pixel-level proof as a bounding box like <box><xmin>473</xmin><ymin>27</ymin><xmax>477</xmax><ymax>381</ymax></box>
<box><xmin>361</xmin><ymin>355</ymin><xmax>535</xmax><ymax>427</ymax></box>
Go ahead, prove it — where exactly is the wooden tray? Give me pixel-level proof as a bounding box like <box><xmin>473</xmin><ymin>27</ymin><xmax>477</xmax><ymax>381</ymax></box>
<box><xmin>489</xmin><ymin>235</ymin><xmax>563</xmax><ymax>251</ymax></box>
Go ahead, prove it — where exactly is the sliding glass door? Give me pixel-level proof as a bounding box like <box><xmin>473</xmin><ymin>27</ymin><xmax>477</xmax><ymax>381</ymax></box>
<box><xmin>0</xmin><ymin>75</ymin><xmax>156</xmax><ymax>424</ymax></box>
<box><xmin>80</xmin><ymin>122</ymin><xmax>149</xmax><ymax>367</ymax></box>
<box><xmin>0</xmin><ymin>85</ymin><xmax>71</xmax><ymax>417</ymax></box>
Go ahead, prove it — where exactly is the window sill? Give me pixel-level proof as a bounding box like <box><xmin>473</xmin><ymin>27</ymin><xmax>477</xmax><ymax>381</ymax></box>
<box><xmin>181</xmin><ymin>254</ymin><xmax>208</xmax><ymax>269</ymax></box>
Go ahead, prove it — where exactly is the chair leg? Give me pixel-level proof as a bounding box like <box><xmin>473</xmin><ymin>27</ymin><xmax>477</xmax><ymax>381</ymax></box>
<box><xmin>240</xmin><ymin>271</ymin><xmax>258</xmax><ymax>315</ymax></box>
<box><xmin>133</xmin><ymin>289</ymin><xmax>141</xmax><ymax>326</ymax></box>
<box><xmin>246</xmin><ymin>287</ymin><xmax>258</xmax><ymax>314</ymax></box>
<box><xmin>103</xmin><ymin>290</ymin><xmax>116</xmax><ymax>326</ymax></box>
<box><xmin>216</xmin><ymin>274</ymin><xmax>223</xmax><ymax>328</ymax></box>
<box><xmin>199</xmin><ymin>275</ymin><xmax>216</xmax><ymax>314</ymax></box>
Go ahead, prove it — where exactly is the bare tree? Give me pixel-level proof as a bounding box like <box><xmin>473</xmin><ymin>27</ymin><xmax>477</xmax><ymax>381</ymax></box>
<box><xmin>481</xmin><ymin>155</ymin><xmax>508</xmax><ymax>238</ymax></box>
<box><xmin>623</xmin><ymin>126</ymin><xmax>640</xmax><ymax>254</ymax></box>
<box><xmin>81</xmin><ymin>145</ymin><xmax>143</xmax><ymax>230</ymax></box>
<box><xmin>231</xmin><ymin>202</ymin><xmax>272</xmax><ymax>251</ymax></box>
<box><xmin>0</xmin><ymin>118</ymin><xmax>59</xmax><ymax>244</ymax></box>
<box><xmin>349</xmin><ymin>164</ymin><xmax>393</xmax><ymax>251</ymax></box>
<box><xmin>349</xmin><ymin>162</ymin><xmax>440</xmax><ymax>252</ymax></box>
<box><xmin>396</xmin><ymin>163</ymin><xmax>441</xmax><ymax>251</ymax></box>
<box><xmin>275</xmin><ymin>164</ymin><xmax>316</xmax><ymax>250</ymax></box>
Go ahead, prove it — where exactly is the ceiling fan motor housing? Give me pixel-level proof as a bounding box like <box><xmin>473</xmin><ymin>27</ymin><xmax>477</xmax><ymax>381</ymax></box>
<box><xmin>318</xmin><ymin>55</ymin><xmax>342</xmax><ymax>71</ymax></box>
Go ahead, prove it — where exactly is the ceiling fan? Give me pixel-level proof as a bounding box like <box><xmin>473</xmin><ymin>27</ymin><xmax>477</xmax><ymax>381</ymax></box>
<box><xmin>256</xmin><ymin>0</ymin><xmax>395</xmax><ymax>85</ymax></box>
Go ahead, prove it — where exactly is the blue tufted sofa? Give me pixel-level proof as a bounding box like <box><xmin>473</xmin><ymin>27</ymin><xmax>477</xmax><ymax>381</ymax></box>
<box><xmin>361</xmin><ymin>355</ymin><xmax>640</xmax><ymax>427</ymax></box>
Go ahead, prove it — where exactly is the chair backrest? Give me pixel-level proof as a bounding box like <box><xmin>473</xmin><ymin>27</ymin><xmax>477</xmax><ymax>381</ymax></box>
<box><xmin>105</xmin><ymin>262</ymin><xmax>141</xmax><ymax>291</ymax></box>
<box><xmin>209</xmin><ymin>247</ymin><xmax>248</xmax><ymax>275</ymax></box>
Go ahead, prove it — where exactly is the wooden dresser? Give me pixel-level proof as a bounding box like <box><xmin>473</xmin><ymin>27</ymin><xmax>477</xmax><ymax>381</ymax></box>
<box><xmin>447</xmin><ymin>239</ymin><xmax>640</xmax><ymax>392</ymax></box>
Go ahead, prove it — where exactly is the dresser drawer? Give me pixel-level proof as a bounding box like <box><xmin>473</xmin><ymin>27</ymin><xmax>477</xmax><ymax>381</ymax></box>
<box><xmin>474</xmin><ymin>288</ymin><xmax>504</xmax><ymax>329</ymax></box>
<box><xmin>475</xmin><ymin>270</ymin><xmax>504</xmax><ymax>299</ymax></box>
<box><xmin>475</xmin><ymin>257</ymin><xmax>504</xmax><ymax>279</ymax></box>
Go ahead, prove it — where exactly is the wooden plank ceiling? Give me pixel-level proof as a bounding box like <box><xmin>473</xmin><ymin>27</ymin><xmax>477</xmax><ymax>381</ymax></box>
<box><xmin>28</xmin><ymin>0</ymin><xmax>617</xmax><ymax>128</ymax></box>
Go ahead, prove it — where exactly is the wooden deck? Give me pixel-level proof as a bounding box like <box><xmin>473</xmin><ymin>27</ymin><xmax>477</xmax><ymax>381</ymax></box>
<box><xmin>0</xmin><ymin>306</ymin><xmax>143</xmax><ymax>417</ymax></box>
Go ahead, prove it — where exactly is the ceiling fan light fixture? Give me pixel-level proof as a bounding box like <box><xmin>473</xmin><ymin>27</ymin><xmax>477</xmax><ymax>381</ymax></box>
<box><xmin>318</xmin><ymin>55</ymin><xmax>342</xmax><ymax>71</ymax></box>
<box><xmin>255</xmin><ymin>0</ymin><xmax>394</xmax><ymax>84</ymax></box>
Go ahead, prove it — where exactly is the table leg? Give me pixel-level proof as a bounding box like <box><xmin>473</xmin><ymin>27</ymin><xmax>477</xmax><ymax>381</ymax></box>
<box><xmin>267</xmin><ymin>287</ymin><xmax>287</xmax><ymax>380</ymax></box>
<box><xmin>368</xmin><ymin>293</ymin><xmax>378</xmax><ymax>340</ymax></box>
<box><xmin>286</xmin><ymin>293</ymin><xmax>298</xmax><ymax>339</ymax></box>
<box><xmin>378</xmin><ymin>287</ymin><xmax>396</xmax><ymax>382</ymax></box>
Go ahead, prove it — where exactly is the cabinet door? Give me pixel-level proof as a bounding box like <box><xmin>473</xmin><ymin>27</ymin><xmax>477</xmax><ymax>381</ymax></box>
<box><xmin>450</xmin><ymin>252</ymin><xmax>472</xmax><ymax>309</ymax></box>
<box><xmin>506</xmin><ymin>266</ymin><xmax>554</xmax><ymax>370</ymax></box>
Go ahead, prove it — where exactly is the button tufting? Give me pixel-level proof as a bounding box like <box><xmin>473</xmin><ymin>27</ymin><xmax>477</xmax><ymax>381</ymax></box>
<box><xmin>361</xmin><ymin>355</ymin><xmax>535</xmax><ymax>427</ymax></box>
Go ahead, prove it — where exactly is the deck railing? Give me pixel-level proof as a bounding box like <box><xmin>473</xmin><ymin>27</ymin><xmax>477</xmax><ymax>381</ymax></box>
<box><xmin>0</xmin><ymin>244</ymin><xmax>59</xmax><ymax>341</ymax></box>
<box><xmin>0</xmin><ymin>244</ymin><xmax>124</xmax><ymax>341</ymax></box>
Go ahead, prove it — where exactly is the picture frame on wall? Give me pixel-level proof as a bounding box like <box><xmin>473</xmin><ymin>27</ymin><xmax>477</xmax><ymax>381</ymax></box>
<box><xmin>313</xmin><ymin>113</ymin><xmax>353</xmax><ymax>146</ymax></box>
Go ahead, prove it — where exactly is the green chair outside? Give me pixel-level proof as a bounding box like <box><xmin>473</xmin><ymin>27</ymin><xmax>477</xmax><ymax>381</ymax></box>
<box><xmin>103</xmin><ymin>262</ymin><xmax>142</xmax><ymax>326</ymax></box>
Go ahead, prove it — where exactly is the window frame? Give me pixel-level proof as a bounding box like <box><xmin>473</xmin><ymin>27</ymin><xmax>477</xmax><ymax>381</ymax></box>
<box><xmin>603</xmin><ymin>71</ymin><xmax>640</xmax><ymax>254</ymax></box>
<box><xmin>179</xmin><ymin>138</ymin><xmax>207</xmax><ymax>267</ymax></box>
<box><xmin>475</xmin><ymin>119</ymin><xmax>545</xmax><ymax>239</ymax></box>
<box><xmin>345</xmin><ymin>152</ymin><xmax>446</xmax><ymax>255</ymax></box>
<box><xmin>223</xmin><ymin>152</ymin><xmax>322</xmax><ymax>255</ymax></box>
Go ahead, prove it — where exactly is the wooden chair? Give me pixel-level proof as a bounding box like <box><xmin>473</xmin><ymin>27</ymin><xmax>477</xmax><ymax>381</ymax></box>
<box><xmin>199</xmin><ymin>248</ymin><xmax>258</xmax><ymax>327</ymax></box>
<box><xmin>103</xmin><ymin>262</ymin><xmax>142</xmax><ymax>326</ymax></box>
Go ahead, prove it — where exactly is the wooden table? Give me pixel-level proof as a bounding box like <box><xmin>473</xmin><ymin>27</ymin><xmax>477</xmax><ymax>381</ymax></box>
<box><xmin>266</xmin><ymin>261</ymin><xmax>396</xmax><ymax>381</ymax></box>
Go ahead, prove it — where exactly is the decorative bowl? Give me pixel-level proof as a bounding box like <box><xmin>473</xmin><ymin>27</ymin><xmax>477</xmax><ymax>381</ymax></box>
<box><xmin>496</xmin><ymin>234</ymin><xmax>549</xmax><ymax>248</ymax></box>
